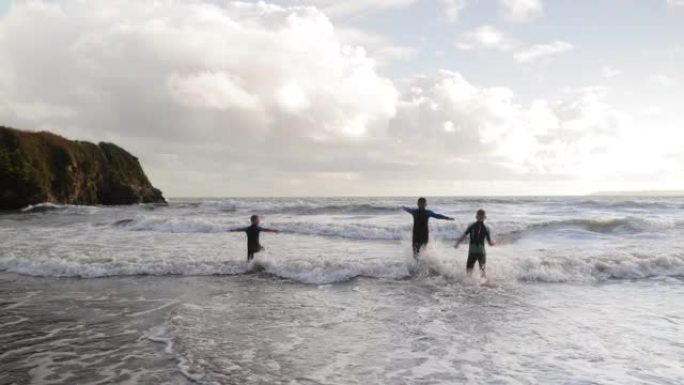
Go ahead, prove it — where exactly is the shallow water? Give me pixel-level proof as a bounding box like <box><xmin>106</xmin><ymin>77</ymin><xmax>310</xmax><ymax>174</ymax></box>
<box><xmin>2</xmin><ymin>273</ymin><xmax>683</xmax><ymax>384</ymax></box>
<box><xmin>1</xmin><ymin>197</ymin><xmax>684</xmax><ymax>384</ymax></box>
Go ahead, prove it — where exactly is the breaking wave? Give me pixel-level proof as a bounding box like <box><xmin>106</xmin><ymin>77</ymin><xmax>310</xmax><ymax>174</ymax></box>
<box><xmin>109</xmin><ymin>215</ymin><xmax>680</xmax><ymax>242</ymax></box>
<box><xmin>1</xmin><ymin>252</ymin><xmax>682</xmax><ymax>284</ymax></box>
<box><xmin>173</xmin><ymin>199</ymin><xmax>402</xmax><ymax>215</ymax></box>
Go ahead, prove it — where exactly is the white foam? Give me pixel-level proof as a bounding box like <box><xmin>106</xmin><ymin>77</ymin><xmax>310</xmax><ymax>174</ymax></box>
<box><xmin>506</xmin><ymin>253</ymin><xmax>684</xmax><ymax>283</ymax></box>
<box><xmin>147</xmin><ymin>325</ymin><xmax>209</xmax><ymax>384</ymax></box>
<box><xmin>2</xmin><ymin>249</ymin><xmax>682</xmax><ymax>284</ymax></box>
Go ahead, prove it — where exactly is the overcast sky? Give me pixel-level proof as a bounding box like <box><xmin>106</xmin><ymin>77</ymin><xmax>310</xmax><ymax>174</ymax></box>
<box><xmin>1</xmin><ymin>0</ymin><xmax>683</xmax><ymax>197</ymax></box>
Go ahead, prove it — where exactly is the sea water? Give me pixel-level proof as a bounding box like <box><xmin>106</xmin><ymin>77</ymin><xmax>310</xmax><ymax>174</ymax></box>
<box><xmin>1</xmin><ymin>197</ymin><xmax>683</xmax><ymax>384</ymax></box>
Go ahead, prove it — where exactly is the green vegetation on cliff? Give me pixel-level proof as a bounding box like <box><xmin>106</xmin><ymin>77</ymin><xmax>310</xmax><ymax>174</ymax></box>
<box><xmin>0</xmin><ymin>125</ymin><xmax>165</xmax><ymax>210</ymax></box>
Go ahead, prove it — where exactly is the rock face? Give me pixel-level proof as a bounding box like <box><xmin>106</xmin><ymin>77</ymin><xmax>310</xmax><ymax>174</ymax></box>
<box><xmin>0</xmin><ymin>125</ymin><xmax>165</xmax><ymax>210</ymax></box>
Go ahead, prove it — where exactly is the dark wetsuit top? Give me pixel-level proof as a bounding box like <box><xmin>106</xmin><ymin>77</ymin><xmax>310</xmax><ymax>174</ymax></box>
<box><xmin>463</xmin><ymin>222</ymin><xmax>491</xmax><ymax>255</ymax></box>
<box><xmin>403</xmin><ymin>207</ymin><xmax>451</xmax><ymax>245</ymax></box>
<box><xmin>233</xmin><ymin>224</ymin><xmax>265</xmax><ymax>253</ymax></box>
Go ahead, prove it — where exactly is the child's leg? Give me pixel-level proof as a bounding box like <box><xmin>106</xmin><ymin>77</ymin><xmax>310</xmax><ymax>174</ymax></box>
<box><xmin>478</xmin><ymin>254</ymin><xmax>487</xmax><ymax>278</ymax></box>
<box><xmin>247</xmin><ymin>252</ymin><xmax>254</xmax><ymax>262</ymax></box>
<box><xmin>466</xmin><ymin>254</ymin><xmax>478</xmax><ymax>275</ymax></box>
<box><xmin>412</xmin><ymin>243</ymin><xmax>423</xmax><ymax>258</ymax></box>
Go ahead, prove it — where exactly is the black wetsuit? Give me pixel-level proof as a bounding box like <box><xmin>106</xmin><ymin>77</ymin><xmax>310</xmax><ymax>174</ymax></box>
<box><xmin>232</xmin><ymin>224</ymin><xmax>268</xmax><ymax>261</ymax></box>
<box><xmin>463</xmin><ymin>222</ymin><xmax>491</xmax><ymax>270</ymax></box>
<box><xmin>403</xmin><ymin>207</ymin><xmax>451</xmax><ymax>256</ymax></box>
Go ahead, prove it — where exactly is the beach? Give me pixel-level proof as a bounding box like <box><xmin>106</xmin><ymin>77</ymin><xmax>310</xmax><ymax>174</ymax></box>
<box><xmin>2</xmin><ymin>197</ymin><xmax>684</xmax><ymax>384</ymax></box>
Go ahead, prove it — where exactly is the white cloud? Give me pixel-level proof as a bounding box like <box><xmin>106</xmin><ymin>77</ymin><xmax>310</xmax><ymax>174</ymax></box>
<box><xmin>513</xmin><ymin>41</ymin><xmax>573</xmax><ymax>63</ymax></box>
<box><xmin>601</xmin><ymin>65</ymin><xmax>623</xmax><ymax>79</ymax></box>
<box><xmin>335</xmin><ymin>27</ymin><xmax>417</xmax><ymax>65</ymax></box>
<box><xmin>457</xmin><ymin>26</ymin><xmax>572</xmax><ymax>65</ymax></box>
<box><xmin>641</xmin><ymin>106</ymin><xmax>664</xmax><ymax>116</ymax></box>
<box><xmin>667</xmin><ymin>0</ymin><xmax>684</xmax><ymax>7</ymax></box>
<box><xmin>650</xmin><ymin>74</ymin><xmax>677</xmax><ymax>87</ymax></box>
<box><xmin>500</xmin><ymin>0</ymin><xmax>543</xmax><ymax>22</ymax></box>
<box><xmin>0</xmin><ymin>99</ymin><xmax>76</xmax><ymax>121</ymax></box>
<box><xmin>0</xmin><ymin>1</ymin><xmax>398</xmax><ymax>141</ymax></box>
<box><xmin>0</xmin><ymin>0</ymin><xmax>674</xmax><ymax>196</ymax></box>
<box><xmin>388</xmin><ymin>72</ymin><xmax>642</xmax><ymax>179</ymax></box>
<box><xmin>168</xmin><ymin>72</ymin><xmax>260</xmax><ymax>110</ymax></box>
<box><xmin>456</xmin><ymin>25</ymin><xmax>515</xmax><ymax>51</ymax></box>
<box><xmin>442</xmin><ymin>0</ymin><xmax>468</xmax><ymax>22</ymax></box>
<box><xmin>311</xmin><ymin>0</ymin><xmax>416</xmax><ymax>18</ymax></box>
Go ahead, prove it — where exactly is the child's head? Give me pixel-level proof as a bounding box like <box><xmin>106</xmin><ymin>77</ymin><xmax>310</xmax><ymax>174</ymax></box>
<box><xmin>250</xmin><ymin>214</ymin><xmax>260</xmax><ymax>225</ymax></box>
<box><xmin>476</xmin><ymin>209</ymin><xmax>486</xmax><ymax>222</ymax></box>
<box><xmin>417</xmin><ymin>197</ymin><xmax>427</xmax><ymax>208</ymax></box>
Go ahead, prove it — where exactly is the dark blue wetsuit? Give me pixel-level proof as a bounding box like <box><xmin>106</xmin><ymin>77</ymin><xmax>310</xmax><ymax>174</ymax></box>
<box><xmin>231</xmin><ymin>224</ymin><xmax>275</xmax><ymax>261</ymax></box>
<box><xmin>403</xmin><ymin>207</ymin><xmax>452</xmax><ymax>256</ymax></box>
<box><xmin>462</xmin><ymin>222</ymin><xmax>491</xmax><ymax>270</ymax></box>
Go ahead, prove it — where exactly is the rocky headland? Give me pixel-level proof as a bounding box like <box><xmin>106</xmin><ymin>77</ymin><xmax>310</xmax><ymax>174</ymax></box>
<box><xmin>0</xmin><ymin>125</ymin><xmax>165</xmax><ymax>210</ymax></box>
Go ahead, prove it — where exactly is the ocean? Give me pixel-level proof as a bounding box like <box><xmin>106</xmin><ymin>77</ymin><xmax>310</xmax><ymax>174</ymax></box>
<box><xmin>1</xmin><ymin>197</ymin><xmax>683</xmax><ymax>384</ymax></box>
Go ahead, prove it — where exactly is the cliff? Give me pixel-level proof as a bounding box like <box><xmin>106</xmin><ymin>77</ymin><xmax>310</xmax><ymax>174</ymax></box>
<box><xmin>0</xmin><ymin>125</ymin><xmax>165</xmax><ymax>210</ymax></box>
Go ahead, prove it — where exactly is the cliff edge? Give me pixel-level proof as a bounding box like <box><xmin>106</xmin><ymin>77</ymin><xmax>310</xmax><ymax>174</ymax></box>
<box><xmin>0</xmin><ymin>125</ymin><xmax>165</xmax><ymax>210</ymax></box>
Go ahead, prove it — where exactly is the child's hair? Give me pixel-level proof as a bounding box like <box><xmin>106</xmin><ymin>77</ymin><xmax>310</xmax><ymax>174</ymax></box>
<box><xmin>250</xmin><ymin>214</ymin><xmax>259</xmax><ymax>223</ymax></box>
<box><xmin>476</xmin><ymin>209</ymin><xmax>486</xmax><ymax>216</ymax></box>
<box><xmin>417</xmin><ymin>197</ymin><xmax>427</xmax><ymax>205</ymax></box>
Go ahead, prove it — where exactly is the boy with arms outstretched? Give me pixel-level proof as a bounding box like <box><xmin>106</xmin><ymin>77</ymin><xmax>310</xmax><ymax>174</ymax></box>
<box><xmin>403</xmin><ymin>197</ymin><xmax>454</xmax><ymax>257</ymax></box>
<box><xmin>455</xmin><ymin>209</ymin><xmax>494</xmax><ymax>278</ymax></box>
<box><xmin>230</xmin><ymin>215</ymin><xmax>280</xmax><ymax>261</ymax></box>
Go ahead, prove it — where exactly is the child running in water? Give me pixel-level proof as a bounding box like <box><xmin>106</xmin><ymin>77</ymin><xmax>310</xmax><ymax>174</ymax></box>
<box><xmin>403</xmin><ymin>197</ymin><xmax>454</xmax><ymax>257</ymax></box>
<box><xmin>455</xmin><ymin>209</ymin><xmax>495</xmax><ymax>278</ymax></box>
<box><xmin>230</xmin><ymin>215</ymin><xmax>280</xmax><ymax>261</ymax></box>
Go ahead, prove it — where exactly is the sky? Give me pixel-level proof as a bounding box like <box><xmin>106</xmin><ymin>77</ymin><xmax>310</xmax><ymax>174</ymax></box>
<box><xmin>0</xmin><ymin>0</ymin><xmax>683</xmax><ymax>197</ymax></box>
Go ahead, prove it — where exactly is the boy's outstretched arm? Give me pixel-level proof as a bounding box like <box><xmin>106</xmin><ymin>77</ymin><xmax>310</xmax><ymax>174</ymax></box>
<box><xmin>261</xmin><ymin>228</ymin><xmax>280</xmax><ymax>233</ymax></box>
<box><xmin>402</xmin><ymin>206</ymin><xmax>416</xmax><ymax>215</ymax></box>
<box><xmin>428</xmin><ymin>210</ymin><xmax>454</xmax><ymax>221</ymax></box>
<box><xmin>228</xmin><ymin>227</ymin><xmax>248</xmax><ymax>232</ymax></box>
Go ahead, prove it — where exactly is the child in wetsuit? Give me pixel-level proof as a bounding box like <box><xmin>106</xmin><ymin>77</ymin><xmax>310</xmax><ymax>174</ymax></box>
<box><xmin>230</xmin><ymin>215</ymin><xmax>280</xmax><ymax>261</ymax></box>
<box><xmin>403</xmin><ymin>197</ymin><xmax>454</xmax><ymax>257</ymax></box>
<box><xmin>455</xmin><ymin>209</ymin><xmax>495</xmax><ymax>278</ymax></box>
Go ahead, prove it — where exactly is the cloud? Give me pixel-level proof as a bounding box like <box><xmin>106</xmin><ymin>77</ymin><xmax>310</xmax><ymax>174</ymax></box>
<box><xmin>641</xmin><ymin>106</ymin><xmax>664</xmax><ymax>116</ymax></box>
<box><xmin>309</xmin><ymin>0</ymin><xmax>416</xmax><ymax>18</ymax></box>
<box><xmin>601</xmin><ymin>65</ymin><xmax>623</xmax><ymax>79</ymax></box>
<box><xmin>442</xmin><ymin>0</ymin><xmax>468</xmax><ymax>22</ymax></box>
<box><xmin>456</xmin><ymin>25</ymin><xmax>515</xmax><ymax>51</ymax></box>
<box><xmin>0</xmin><ymin>0</ymin><xmax>669</xmax><ymax>196</ymax></box>
<box><xmin>0</xmin><ymin>1</ymin><xmax>398</xmax><ymax>140</ymax></box>
<box><xmin>667</xmin><ymin>0</ymin><xmax>684</xmax><ymax>7</ymax></box>
<box><xmin>513</xmin><ymin>41</ymin><xmax>573</xmax><ymax>63</ymax></box>
<box><xmin>500</xmin><ymin>0</ymin><xmax>543</xmax><ymax>22</ymax></box>
<box><xmin>168</xmin><ymin>72</ymin><xmax>261</xmax><ymax>110</ymax></box>
<box><xmin>457</xmin><ymin>27</ymin><xmax>572</xmax><ymax>64</ymax></box>
<box><xmin>388</xmin><ymin>73</ymin><xmax>642</xmax><ymax>180</ymax></box>
<box><xmin>335</xmin><ymin>27</ymin><xmax>418</xmax><ymax>65</ymax></box>
<box><xmin>650</xmin><ymin>74</ymin><xmax>677</xmax><ymax>87</ymax></box>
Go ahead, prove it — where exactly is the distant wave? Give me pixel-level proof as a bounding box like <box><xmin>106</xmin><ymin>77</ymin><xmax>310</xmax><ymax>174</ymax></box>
<box><xmin>18</xmin><ymin>203</ymin><xmax>102</xmax><ymax>215</ymax></box>
<box><xmin>109</xmin><ymin>215</ymin><xmax>681</xmax><ymax>243</ymax></box>
<box><xmin>20</xmin><ymin>202</ymin><xmax>72</xmax><ymax>213</ymax></box>
<box><xmin>574</xmin><ymin>199</ymin><xmax>684</xmax><ymax>210</ymax></box>
<box><xmin>173</xmin><ymin>199</ymin><xmax>403</xmax><ymax>216</ymax></box>
<box><xmin>1</xmin><ymin>252</ymin><xmax>682</xmax><ymax>284</ymax></box>
<box><xmin>110</xmin><ymin>215</ymin><xmax>409</xmax><ymax>240</ymax></box>
<box><xmin>503</xmin><ymin>217</ymin><xmax>661</xmax><ymax>238</ymax></box>
<box><xmin>512</xmin><ymin>254</ymin><xmax>684</xmax><ymax>283</ymax></box>
<box><xmin>17</xmin><ymin>202</ymin><xmax>163</xmax><ymax>214</ymax></box>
